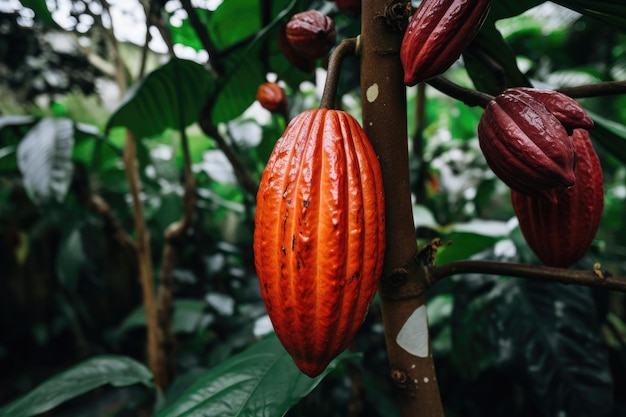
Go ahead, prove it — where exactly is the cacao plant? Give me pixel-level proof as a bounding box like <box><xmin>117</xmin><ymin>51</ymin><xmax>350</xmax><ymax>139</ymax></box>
<box><xmin>516</xmin><ymin>87</ymin><xmax>594</xmax><ymax>133</ymax></box>
<box><xmin>477</xmin><ymin>88</ymin><xmax>578</xmax><ymax>201</ymax></box>
<box><xmin>253</xmin><ymin>108</ymin><xmax>385</xmax><ymax>377</ymax></box>
<box><xmin>278</xmin><ymin>26</ymin><xmax>316</xmax><ymax>72</ymax></box>
<box><xmin>256</xmin><ymin>82</ymin><xmax>287</xmax><ymax>113</ymax></box>
<box><xmin>400</xmin><ymin>0</ymin><xmax>492</xmax><ymax>86</ymax></box>
<box><xmin>511</xmin><ymin>129</ymin><xmax>604</xmax><ymax>268</ymax></box>
<box><xmin>285</xmin><ymin>10</ymin><xmax>336</xmax><ymax>61</ymax></box>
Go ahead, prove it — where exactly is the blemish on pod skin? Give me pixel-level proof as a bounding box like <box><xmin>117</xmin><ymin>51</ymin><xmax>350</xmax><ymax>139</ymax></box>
<box><xmin>366</xmin><ymin>83</ymin><xmax>379</xmax><ymax>102</ymax></box>
<box><xmin>396</xmin><ymin>305</ymin><xmax>429</xmax><ymax>357</ymax></box>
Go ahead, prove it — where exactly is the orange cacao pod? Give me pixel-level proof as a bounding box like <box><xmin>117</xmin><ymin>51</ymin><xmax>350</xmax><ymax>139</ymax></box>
<box><xmin>256</xmin><ymin>82</ymin><xmax>287</xmax><ymax>113</ymax></box>
<box><xmin>254</xmin><ymin>109</ymin><xmax>385</xmax><ymax>377</ymax></box>
<box><xmin>478</xmin><ymin>88</ymin><xmax>576</xmax><ymax>200</ymax></box>
<box><xmin>511</xmin><ymin>129</ymin><xmax>604</xmax><ymax>268</ymax></box>
<box><xmin>285</xmin><ymin>10</ymin><xmax>336</xmax><ymax>61</ymax></box>
<box><xmin>401</xmin><ymin>0</ymin><xmax>492</xmax><ymax>86</ymax></box>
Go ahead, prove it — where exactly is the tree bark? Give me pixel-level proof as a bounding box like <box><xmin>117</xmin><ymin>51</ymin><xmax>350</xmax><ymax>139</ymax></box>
<box><xmin>360</xmin><ymin>1</ymin><xmax>444</xmax><ymax>416</ymax></box>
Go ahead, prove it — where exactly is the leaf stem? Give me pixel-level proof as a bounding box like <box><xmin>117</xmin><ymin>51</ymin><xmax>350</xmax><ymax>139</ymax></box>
<box><xmin>320</xmin><ymin>37</ymin><xmax>359</xmax><ymax>110</ymax></box>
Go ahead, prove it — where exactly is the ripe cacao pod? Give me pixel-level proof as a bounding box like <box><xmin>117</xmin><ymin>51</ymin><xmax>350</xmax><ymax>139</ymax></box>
<box><xmin>401</xmin><ymin>0</ymin><xmax>492</xmax><ymax>86</ymax></box>
<box><xmin>478</xmin><ymin>88</ymin><xmax>576</xmax><ymax>200</ymax></box>
<box><xmin>278</xmin><ymin>26</ymin><xmax>316</xmax><ymax>73</ymax></box>
<box><xmin>516</xmin><ymin>87</ymin><xmax>593</xmax><ymax>133</ymax></box>
<box><xmin>511</xmin><ymin>129</ymin><xmax>604</xmax><ymax>268</ymax></box>
<box><xmin>254</xmin><ymin>109</ymin><xmax>385</xmax><ymax>377</ymax></box>
<box><xmin>256</xmin><ymin>82</ymin><xmax>287</xmax><ymax>113</ymax></box>
<box><xmin>285</xmin><ymin>10</ymin><xmax>336</xmax><ymax>61</ymax></box>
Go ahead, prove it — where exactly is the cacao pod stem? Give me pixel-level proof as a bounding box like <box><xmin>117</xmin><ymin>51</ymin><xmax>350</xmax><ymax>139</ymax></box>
<box><xmin>320</xmin><ymin>37</ymin><xmax>360</xmax><ymax>109</ymax></box>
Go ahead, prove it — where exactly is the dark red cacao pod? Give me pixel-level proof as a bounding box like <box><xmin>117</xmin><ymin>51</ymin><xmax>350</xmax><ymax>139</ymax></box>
<box><xmin>334</xmin><ymin>0</ymin><xmax>361</xmax><ymax>15</ymax></box>
<box><xmin>511</xmin><ymin>129</ymin><xmax>604</xmax><ymax>267</ymax></box>
<box><xmin>478</xmin><ymin>88</ymin><xmax>576</xmax><ymax>200</ymax></box>
<box><xmin>278</xmin><ymin>26</ymin><xmax>316</xmax><ymax>73</ymax></box>
<box><xmin>401</xmin><ymin>0</ymin><xmax>492</xmax><ymax>86</ymax></box>
<box><xmin>516</xmin><ymin>88</ymin><xmax>594</xmax><ymax>133</ymax></box>
<box><xmin>285</xmin><ymin>10</ymin><xmax>336</xmax><ymax>61</ymax></box>
<box><xmin>256</xmin><ymin>82</ymin><xmax>287</xmax><ymax>113</ymax></box>
<box><xmin>254</xmin><ymin>109</ymin><xmax>385</xmax><ymax>377</ymax></box>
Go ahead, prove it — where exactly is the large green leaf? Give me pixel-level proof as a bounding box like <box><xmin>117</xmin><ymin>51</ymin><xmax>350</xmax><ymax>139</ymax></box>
<box><xmin>555</xmin><ymin>0</ymin><xmax>626</xmax><ymax>28</ymax></box>
<box><xmin>453</xmin><ymin>276</ymin><xmax>613</xmax><ymax>415</ymax></box>
<box><xmin>0</xmin><ymin>356</ymin><xmax>153</xmax><ymax>417</ymax></box>
<box><xmin>107</xmin><ymin>58</ymin><xmax>214</xmax><ymax>138</ymax></box>
<box><xmin>587</xmin><ymin>111</ymin><xmax>626</xmax><ymax>165</ymax></box>
<box><xmin>16</xmin><ymin>117</ymin><xmax>74</xmax><ymax>204</ymax></box>
<box><xmin>464</xmin><ymin>21</ymin><xmax>532</xmax><ymax>95</ymax></box>
<box><xmin>154</xmin><ymin>333</ymin><xmax>354</xmax><ymax>417</ymax></box>
<box><xmin>18</xmin><ymin>0</ymin><xmax>59</xmax><ymax>28</ymax></box>
<box><xmin>208</xmin><ymin>0</ymin><xmax>260</xmax><ymax>50</ymax></box>
<box><xmin>490</xmin><ymin>0</ymin><xmax>546</xmax><ymax>20</ymax></box>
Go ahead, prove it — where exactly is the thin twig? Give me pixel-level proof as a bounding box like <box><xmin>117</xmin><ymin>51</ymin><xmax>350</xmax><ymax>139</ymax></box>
<box><xmin>426</xmin><ymin>260</ymin><xmax>626</xmax><ymax>293</ymax></box>
<box><xmin>179</xmin><ymin>0</ymin><xmax>222</xmax><ymax>74</ymax></box>
<box><xmin>427</xmin><ymin>76</ymin><xmax>494</xmax><ymax>108</ymax></box>
<box><xmin>320</xmin><ymin>37</ymin><xmax>359</xmax><ymax>109</ymax></box>
<box><xmin>558</xmin><ymin>80</ymin><xmax>626</xmax><ymax>98</ymax></box>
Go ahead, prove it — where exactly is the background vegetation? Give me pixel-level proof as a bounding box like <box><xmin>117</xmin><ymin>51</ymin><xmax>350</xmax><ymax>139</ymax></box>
<box><xmin>0</xmin><ymin>0</ymin><xmax>625</xmax><ymax>416</ymax></box>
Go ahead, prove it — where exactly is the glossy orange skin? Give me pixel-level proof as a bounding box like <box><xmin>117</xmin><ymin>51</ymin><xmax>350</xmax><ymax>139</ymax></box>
<box><xmin>511</xmin><ymin>129</ymin><xmax>604</xmax><ymax>268</ymax></box>
<box><xmin>254</xmin><ymin>109</ymin><xmax>385</xmax><ymax>377</ymax></box>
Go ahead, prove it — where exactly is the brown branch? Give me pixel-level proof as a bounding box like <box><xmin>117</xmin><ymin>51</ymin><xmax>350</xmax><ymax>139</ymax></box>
<box><xmin>122</xmin><ymin>130</ymin><xmax>163</xmax><ymax>392</ymax></box>
<box><xmin>361</xmin><ymin>0</ymin><xmax>444</xmax><ymax>415</ymax></box>
<box><xmin>198</xmin><ymin>122</ymin><xmax>259</xmax><ymax>198</ymax></box>
<box><xmin>557</xmin><ymin>80</ymin><xmax>626</xmax><ymax>98</ymax></box>
<box><xmin>155</xmin><ymin>129</ymin><xmax>197</xmax><ymax>389</ymax></box>
<box><xmin>179</xmin><ymin>0</ymin><xmax>222</xmax><ymax>74</ymax></box>
<box><xmin>426</xmin><ymin>260</ymin><xmax>626</xmax><ymax>293</ymax></box>
<box><xmin>426</xmin><ymin>76</ymin><xmax>494</xmax><ymax>108</ymax></box>
<box><xmin>320</xmin><ymin>37</ymin><xmax>359</xmax><ymax>109</ymax></box>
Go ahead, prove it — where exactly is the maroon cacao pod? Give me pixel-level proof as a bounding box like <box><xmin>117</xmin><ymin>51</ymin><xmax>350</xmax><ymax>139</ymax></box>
<box><xmin>254</xmin><ymin>109</ymin><xmax>385</xmax><ymax>377</ymax></box>
<box><xmin>334</xmin><ymin>0</ymin><xmax>361</xmax><ymax>15</ymax></box>
<box><xmin>516</xmin><ymin>88</ymin><xmax>593</xmax><ymax>132</ymax></box>
<box><xmin>256</xmin><ymin>82</ymin><xmax>287</xmax><ymax>113</ymax></box>
<box><xmin>478</xmin><ymin>88</ymin><xmax>576</xmax><ymax>200</ymax></box>
<box><xmin>511</xmin><ymin>129</ymin><xmax>604</xmax><ymax>267</ymax></box>
<box><xmin>401</xmin><ymin>0</ymin><xmax>492</xmax><ymax>86</ymax></box>
<box><xmin>278</xmin><ymin>26</ymin><xmax>316</xmax><ymax>73</ymax></box>
<box><xmin>285</xmin><ymin>10</ymin><xmax>336</xmax><ymax>61</ymax></box>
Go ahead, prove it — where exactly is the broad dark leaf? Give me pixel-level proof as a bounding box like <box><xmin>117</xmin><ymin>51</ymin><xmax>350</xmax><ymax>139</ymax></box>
<box><xmin>18</xmin><ymin>0</ymin><xmax>59</xmax><ymax>28</ymax></box>
<box><xmin>465</xmin><ymin>21</ymin><xmax>532</xmax><ymax>95</ymax></box>
<box><xmin>0</xmin><ymin>356</ymin><xmax>153</xmax><ymax>417</ymax></box>
<box><xmin>587</xmin><ymin>111</ymin><xmax>626</xmax><ymax>166</ymax></box>
<box><xmin>107</xmin><ymin>58</ymin><xmax>214</xmax><ymax>139</ymax></box>
<box><xmin>490</xmin><ymin>0</ymin><xmax>546</xmax><ymax>20</ymax></box>
<box><xmin>154</xmin><ymin>333</ymin><xmax>355</xmax><ymax>417</ymax></box>
<box><xmin>16</xmin><ymin>117</ymin><xmax>74</xmax><ymax>203</ymax></box>
<box><xmin>208</xmin><ymin>0</ymin><xmax>260</xmax><ymax>50</ymax></box>
<box><xmin>489</xmin><ymin>280</ymin><xmax>613</xmax><ymax>416</ymax></box>
<box><xmin>555</xmin><ymin>0</ymin><xmax>626</xmax><ymax>28</ymax></box>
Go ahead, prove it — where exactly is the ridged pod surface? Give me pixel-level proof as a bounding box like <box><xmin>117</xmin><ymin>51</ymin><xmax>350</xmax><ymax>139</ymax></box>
<box><xmin>511</xmin><ymin>129</ymin><xmax>604</xmax><ymax>268</ymax></box>
<box><xmin>285</xmin><ymin>10</ymin><xmax>336</xmax><ymax>61</ymax></box>
<box><xmin>400</xmin><ymin>0</ymin><xmax>492</xmax><ymax>86</ymax></box>
<box><xmin>516</xmin><ymin>88</ymin><xmax>594</xmax><ymax>132</ymax></box>
<box><xmin>254</xmin><ymin>109</ymin><xmax>385</xmax><ymax>377</ymax></box>
<box><xmin>478</xmin><ymin>88</ymin><xmax>576</xmax><ymax>199</ymax></box>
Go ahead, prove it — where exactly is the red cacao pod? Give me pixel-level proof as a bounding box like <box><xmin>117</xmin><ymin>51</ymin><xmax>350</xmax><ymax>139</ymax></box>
<box><xmin>478</xmin><ymin>88</ymin><xmax>576</xmax><ymax>200</ymax></box>
<box><xmin>278</xmin><ymin>26</ymin><xmax>316</xmax><ymax>72</ymax></box>
<box><xmin>334</xmin><ymin>0</ymin><xmax>361</xmax><ymax>15</ymax></box>
<box><xmin>401</xmin><ymin>0</ymin><xmax>492</xmax><ymax>86</ymax></box>
<box><xmin>516</xmin><ymin>88</ymin><xmax>593</xmax><ymax>132</ymax></box>
<box><xmin>285</xmin><ymin>10</ymin><xmax>336</xmax><ymax>61</ymax></box>
<box><xmin>254</xmin><ymin>109</ymin><xmax>385</xmax><ymax>377</ymax></box>
<box><xmin>511</xmin><ymin>129</ymin><xmax>604</xmax><ymax>268</ymax></box>
<box><xmin>256</xmin><ymin>82</ymin><xmax>287</xmax><ymax>113</ymax></box>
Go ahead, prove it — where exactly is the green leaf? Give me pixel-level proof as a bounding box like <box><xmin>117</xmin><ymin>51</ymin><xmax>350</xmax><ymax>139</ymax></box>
<box><xmin>155</xmin><ymin>333</ymin><xmax>353</xmax><ymax>417</ymax></box>
<box><xmin>0</xmin><ymin>356</ymin><xmax>153</xmax><ymax>417</ymax></box>
<box><xmin>464</xmin><ymin>21</ymin><xmax>531</xmax><ymax>95</ymax></box>
<box><xmin>555</xmin><ymin>0</ymin><xmax>626</xmax><ymax>28</ymax></box>
<box><xmin>208</xmin><ymin>0</ymin><xmax>260</xmax><ymax>50</ymax></box>
<box><xmin>107</xmin><ymin>58</ymin><xmax>214</xmax><ymax>139</ymax></box>
<box><xmin>16</xmin><ymin>117</ymin><xmax>74</xmax><ymax>204</ymax></box>
<box><xmin>18</xmin><ymin>0</ymin><xmax>59</xmax><ymax>28</ymax></box>
<box><xmin>587</xmin><ymin>111</ymin><xmax>626</xmax><ymax>166</ymax></box>
<box><xmin>493</xmin><ymin>281</ymin><xmax>613</xmax><ymax>417</ymax></box>
<box><xmin>490</xmin><ymin>0</ymin><xmax>545</xmax><ymax>20</ymax></box>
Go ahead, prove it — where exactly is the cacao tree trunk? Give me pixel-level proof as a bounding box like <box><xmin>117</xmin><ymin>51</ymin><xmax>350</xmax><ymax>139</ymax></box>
<box><xmin>360</xmin><ymin>1</ymin><xmax>444</xmax><ymax>416</ymax></box>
